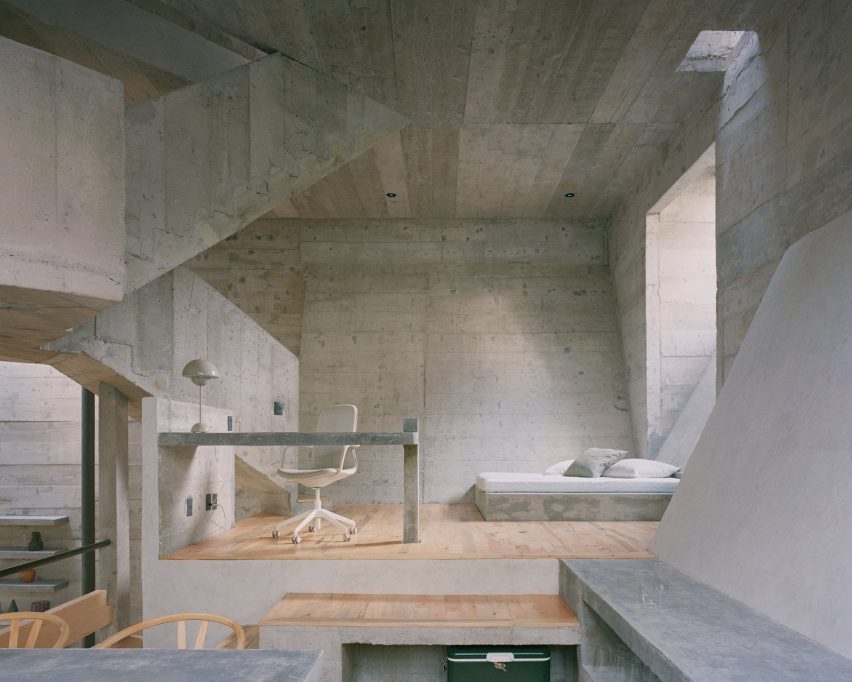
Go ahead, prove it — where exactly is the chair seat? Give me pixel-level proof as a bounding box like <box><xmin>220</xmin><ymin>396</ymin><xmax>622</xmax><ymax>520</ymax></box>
<box><xmin>278</xmin><ymin>467</ymin><xmax>356</xmax><ymax>488</ymax></box>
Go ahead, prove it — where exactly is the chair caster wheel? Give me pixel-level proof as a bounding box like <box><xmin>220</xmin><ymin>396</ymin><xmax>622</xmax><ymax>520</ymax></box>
<box><xmin>272</xmin><ymin>529</ymin><xmax>279</xmax><ymax>539</ymax></box>
<box><xmin>292</xmin><ymin>535</ymin><xmax>302</xmax><ymax>544</ymax></box>
<box><xmin>308</xmin><ymin>525</ymin><xmax>316</xmax><ymax>533</ymax></box>
<box><xmin>350</xmin><ymin>527</ymin><xmax>358</xmax><ymax>534</ymax></box>
<box><xmin>343</xmin><ymin>533</ymin><xmax>352</xmax><ymax>542</ymax></box>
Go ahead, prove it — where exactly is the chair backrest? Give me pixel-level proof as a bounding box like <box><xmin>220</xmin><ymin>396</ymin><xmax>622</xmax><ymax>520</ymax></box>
<box><xmin>310</xmin><ymin>404</ymin><xmax>358</xmax><ymax>469</ymax></box>
<box><xmin>96</xmin><ymin>612</ymin><xmax>246</xmax><ymax>650</ymax></box>
<box><xmin>0</xmin><ymin>612</ymin><xmax>70</xmax><ymax>649</ymax></box>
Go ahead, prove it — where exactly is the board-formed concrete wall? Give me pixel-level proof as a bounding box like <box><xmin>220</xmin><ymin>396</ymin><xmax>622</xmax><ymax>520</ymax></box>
<box><xmin>297</xmin><ymin>219</ymin><xmax>629</xmax><ymax>504</ymax></box>
<box><xmin>654</xmin><ymin>211</ymin><xmax>852</xmax><ymax>659</ymax></box>
<box><xmin>0</xmin><ymin>362</ymin><xmax>85</xmax><ymax>610</ymax></box>
<box><xmin>47</xmin><ymin>267</ymin><xmax>300</xmax><ymax>487</ymax></box>
<box><xmin>0</xmin><ymin>35</ymin><xmax>124</xmax><ymax>302</ymax></box>
<box><xmin>610</xmin><ymin>0</ymin><xmax>852</xmax><ymax>456</ymax></box>
<box><xmin>192</xmin><ymin>218</ymin><xmax>633</xmax><ymax>504</ymax></box>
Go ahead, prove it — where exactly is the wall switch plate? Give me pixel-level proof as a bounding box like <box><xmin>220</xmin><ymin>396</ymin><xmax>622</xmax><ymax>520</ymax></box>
<box><xmin>273</xmin><ymin>400</ymin><xmax>284</xmax><ymax>416</ymax></box>
<box><xmin>205</xmin><ymin>493</ymin><xmax>218</xmax><ymax>511</ymax></box>
<box><xmin>186</xmin><ymin>497</ymin><xmax>193</xmax><ymax>516</ymax></box>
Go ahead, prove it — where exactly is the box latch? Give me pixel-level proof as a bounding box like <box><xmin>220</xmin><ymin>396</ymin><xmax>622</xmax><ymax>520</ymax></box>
<box><xmin>486</xmin><ymin>652</ymin><xmax>514</xmax><ymax>671</ymax></box>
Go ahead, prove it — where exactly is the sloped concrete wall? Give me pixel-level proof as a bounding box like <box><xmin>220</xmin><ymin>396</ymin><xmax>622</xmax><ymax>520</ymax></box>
<box><xmin>654</xmin><ymin>211</ymin><xmax>852</xmax><ymax>659</ymax></box>
<box><xmin>0</xmin><ymin>36</ymin><xmax>124</xmax><ymax>301</ymax></box>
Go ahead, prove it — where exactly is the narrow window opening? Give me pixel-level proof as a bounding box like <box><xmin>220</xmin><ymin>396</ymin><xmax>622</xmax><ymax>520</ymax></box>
<box><xmin>645</xmin><ymin>145</ymin><xmax>717</xmax><ymax>463</ymax></box>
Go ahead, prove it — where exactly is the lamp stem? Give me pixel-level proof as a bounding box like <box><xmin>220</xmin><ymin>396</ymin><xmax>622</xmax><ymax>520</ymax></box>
<box><xmin>199</xmin><ymin>384</ymin><xmax>203</xmax><ymax>430</ymax></box>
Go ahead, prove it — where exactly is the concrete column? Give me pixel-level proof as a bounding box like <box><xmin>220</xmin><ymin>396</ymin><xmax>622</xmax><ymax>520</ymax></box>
<box><xmin>97</xmin><ymin>383</ymin><xmax>130</xmax><ymax>631</ymax></box>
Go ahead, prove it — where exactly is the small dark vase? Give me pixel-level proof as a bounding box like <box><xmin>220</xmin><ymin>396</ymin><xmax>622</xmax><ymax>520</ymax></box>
<box><xmin>8</xmin><ymin>599</ymin><xmax>18</xmax><ymax>613</ymax></box>
<box><xmin>28</xmin><ymin>531</ymin><xmax>44</xmax><ymax>551</ymax></box>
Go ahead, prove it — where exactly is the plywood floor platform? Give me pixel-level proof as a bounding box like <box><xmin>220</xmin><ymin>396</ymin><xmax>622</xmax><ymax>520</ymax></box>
<box><xmin>261</xmin><ymin>593</ymin><xmax>579</xmax><ymax>629</ymax></box>
<box><xmin>165</xmin><ymin>504</ymin><xmax>656</xmax><ymax>560</ymax></box>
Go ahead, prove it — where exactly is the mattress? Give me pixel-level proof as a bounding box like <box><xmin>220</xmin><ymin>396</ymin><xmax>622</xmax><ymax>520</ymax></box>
<box><xmin>476</xmin><ymin>472</ymin><xmax>679</xmax><ymax>494</ymax></box>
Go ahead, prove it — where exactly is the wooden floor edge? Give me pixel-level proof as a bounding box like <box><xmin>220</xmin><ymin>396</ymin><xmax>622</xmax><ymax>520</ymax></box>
<box><xmin>259</xmin><ymin>618</ymin><xmax>578</xmax><ymax>628</ymax></box>
<box><xmin>161</xmin><ymin>552</ymin><xmax>656</xmax><ymax>561</ymax></box>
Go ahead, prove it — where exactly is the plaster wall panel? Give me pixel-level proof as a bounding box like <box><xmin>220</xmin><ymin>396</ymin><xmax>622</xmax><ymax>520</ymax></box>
<box><xmin>654</xmin><ymin>210</ymin><xmax>852</xmax><ymax>659</ymax></box>
<box><xmin>0</xmin><ymin>36</ymin><xmax>124</xmax><ymax>302</ymax></box>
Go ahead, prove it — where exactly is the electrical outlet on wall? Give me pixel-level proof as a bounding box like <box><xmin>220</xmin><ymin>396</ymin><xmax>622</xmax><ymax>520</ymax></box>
<box><xmin>186</xmin><ymin>497</ymin><xmax>193</xmax><ymax>517</ymax></box>
<box><xmin>205</xmin><ymin>493</ymin><xmax>218</xmax><ymax>511</ymax></box>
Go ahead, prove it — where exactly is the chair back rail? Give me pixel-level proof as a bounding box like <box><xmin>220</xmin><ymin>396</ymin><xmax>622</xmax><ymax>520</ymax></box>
<box><xmin>0</xmin><ymin>612</ymin><xmax>70</xmax><ymax>648</ymax></box>
<box><xmin>96</xmin><ymin>612</ymin><xmax>246</xmax><ymax>650</ymax></box>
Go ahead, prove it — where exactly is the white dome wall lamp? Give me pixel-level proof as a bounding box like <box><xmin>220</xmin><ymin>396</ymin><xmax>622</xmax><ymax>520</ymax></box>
<box><xmin>181</xmin><ymin>359</ymin><xmax>220</xmax><ymax>433</ymax></box>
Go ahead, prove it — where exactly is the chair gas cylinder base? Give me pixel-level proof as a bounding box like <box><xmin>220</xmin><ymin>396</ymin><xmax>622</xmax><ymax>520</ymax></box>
<box><xmin>272</xmin><ymin>487</ymin><xmax>358</xmax><ymax>544</ymax></box>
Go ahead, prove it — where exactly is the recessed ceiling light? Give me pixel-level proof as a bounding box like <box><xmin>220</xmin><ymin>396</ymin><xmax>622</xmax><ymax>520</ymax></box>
<box><xmin>386</xmin><ymin>192</ymin><xmax>397</xmax><ymax>198</ymax></box>
<box><xmin>564</xmin><ymin>192</ymin><xmax>575</xmax><ymax>198</ymax></box>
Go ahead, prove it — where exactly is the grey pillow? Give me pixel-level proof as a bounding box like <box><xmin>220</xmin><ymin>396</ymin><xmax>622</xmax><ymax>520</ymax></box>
<box><xmin>564</xmin><ymin>448</ymin><xmax>628</xmax><ymax>478</ymax></box>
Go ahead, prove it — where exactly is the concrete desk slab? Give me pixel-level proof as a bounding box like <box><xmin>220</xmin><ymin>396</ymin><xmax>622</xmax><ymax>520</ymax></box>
<box><xmin>0</xmin><ymin>648</ymin><xmax>322</xmax><ymax>682</ymax></box>
<box><xmin>158</xmin><ymin>417</ymin><xmax>421</xmax><ymax>543</ymax></box>
<box><xmin>561</xmin><ymin>559</ymin><xmax>852</xmax><ymax>681</ymax></box>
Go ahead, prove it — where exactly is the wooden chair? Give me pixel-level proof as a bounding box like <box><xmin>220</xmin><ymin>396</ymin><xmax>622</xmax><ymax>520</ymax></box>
<box><xmin>96</xmin><ymin>612</ymin><xmax>246</xmax><ymax>650</ymax></box>
<box><xmin>0</xmin><ymin>612</ymin><xmax>70</xmax><ymax>649</ymax></box>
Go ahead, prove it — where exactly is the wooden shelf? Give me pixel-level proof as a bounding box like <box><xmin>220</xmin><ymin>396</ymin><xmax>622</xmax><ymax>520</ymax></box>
<box><xmin>0</xmin><ymin>547</ymin><xmax>64</xmax><ymax>560</ymax></box>
<box><xmin>0</xmin><ymin>515</ymin><xmax>69</xmax><ymax>527</ymax></box>
<box><xmin>0</xmin><ymin>577</ymin><xmax>69</xmax><ymax>591</ymax></box>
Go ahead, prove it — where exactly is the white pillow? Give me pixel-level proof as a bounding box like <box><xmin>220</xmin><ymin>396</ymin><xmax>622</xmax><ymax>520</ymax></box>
<box><xmin>543</xmin><ymin>459</ymin><xmax>575</xmax><ymax>475</ymax></box>
<box><xmin>603</xmin><ymin>459</ymin><xmax>679</xmax><ymax>478</ymax></box>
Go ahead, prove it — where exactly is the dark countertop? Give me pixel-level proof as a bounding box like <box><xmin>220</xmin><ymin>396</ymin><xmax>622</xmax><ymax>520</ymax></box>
<box><xmin>0</xmin><ymin>648</ymin><xmax>322</xmax><ymax>682</ymax></box>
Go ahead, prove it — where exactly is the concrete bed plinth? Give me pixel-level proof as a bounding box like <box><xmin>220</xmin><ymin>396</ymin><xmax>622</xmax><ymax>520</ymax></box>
<box><xmin>475</xmin><ymin>487</ymin><xmax>672</xmax><ymax>521</ymax></box>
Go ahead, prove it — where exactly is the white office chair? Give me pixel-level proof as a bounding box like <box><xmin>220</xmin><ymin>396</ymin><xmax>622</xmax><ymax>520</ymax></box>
<box><xmin>273</xmin><ymin>404</ymin><xmax>359</xmax><ymax>544</ymax></box>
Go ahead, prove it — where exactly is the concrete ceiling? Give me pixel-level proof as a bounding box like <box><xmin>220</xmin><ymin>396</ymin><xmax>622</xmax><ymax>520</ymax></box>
<box><xmin>154</xmin><ymin>0</ymin><xmax>775</xmax><ymax>220</ymax></box>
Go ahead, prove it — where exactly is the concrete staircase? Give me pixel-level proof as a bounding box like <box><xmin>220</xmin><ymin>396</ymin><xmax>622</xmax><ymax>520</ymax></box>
<box><xmin>124</xmin><ymin>52</ymin><xmax>408</xmax><ymax>295</ymax></box>
<box><xmin>1</xmin><ymin>36</ymin><xmax>408</xmax><ymax>367</ymax></box>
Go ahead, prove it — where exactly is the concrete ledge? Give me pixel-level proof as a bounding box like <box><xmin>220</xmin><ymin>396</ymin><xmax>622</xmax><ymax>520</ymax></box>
<box><xmin>475</xmin><ymin>488</ymin><xmax>671</xmax><ymax>521</ymax></box>
<box><xmin>561</xmin><ymin>559</ymin><xmax>852</xmax><ymax>681</ymax></box>
<box><xmin>262</xmin><ymin>622</ymin><xmax>578</xmax><ymax>682</ymax></box>
<box><xmin>159</xmin><ymin>431</ymin><xmax>417</xmax><ymax>446</ymax></box>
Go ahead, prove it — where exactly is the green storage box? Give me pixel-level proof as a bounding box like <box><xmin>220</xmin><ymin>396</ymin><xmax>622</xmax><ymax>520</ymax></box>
<box><xmin>447</xmin><ymin>646</ymin><xmax>550</xmax><ymax>681</ymax></box>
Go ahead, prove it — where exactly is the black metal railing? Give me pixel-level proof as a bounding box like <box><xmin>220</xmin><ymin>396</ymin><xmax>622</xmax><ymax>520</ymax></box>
<box><xmin>0</xmin><ymin>539</ymin><xmax>111</xmax><ymax>579</ymax></box>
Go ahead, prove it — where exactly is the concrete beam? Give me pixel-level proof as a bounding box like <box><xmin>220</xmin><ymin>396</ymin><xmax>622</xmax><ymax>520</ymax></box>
<box><xmin>3</xmin><ymin>0</ymin><xmax>251</xmax><ymax>82</ymax></box>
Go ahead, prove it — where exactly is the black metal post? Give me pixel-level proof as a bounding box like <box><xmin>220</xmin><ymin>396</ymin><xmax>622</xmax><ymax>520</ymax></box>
<box><xmin>81</xmin><ymin>387</ymin><xmax>96</xmax><ymax>648</ymax></box>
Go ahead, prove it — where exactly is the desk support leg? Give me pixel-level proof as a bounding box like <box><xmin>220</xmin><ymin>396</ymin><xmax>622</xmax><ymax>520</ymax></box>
<box><xmin>403</xmin><ymin>418</ymin><xmax>420</xmax><ymax>543</ymax></box>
